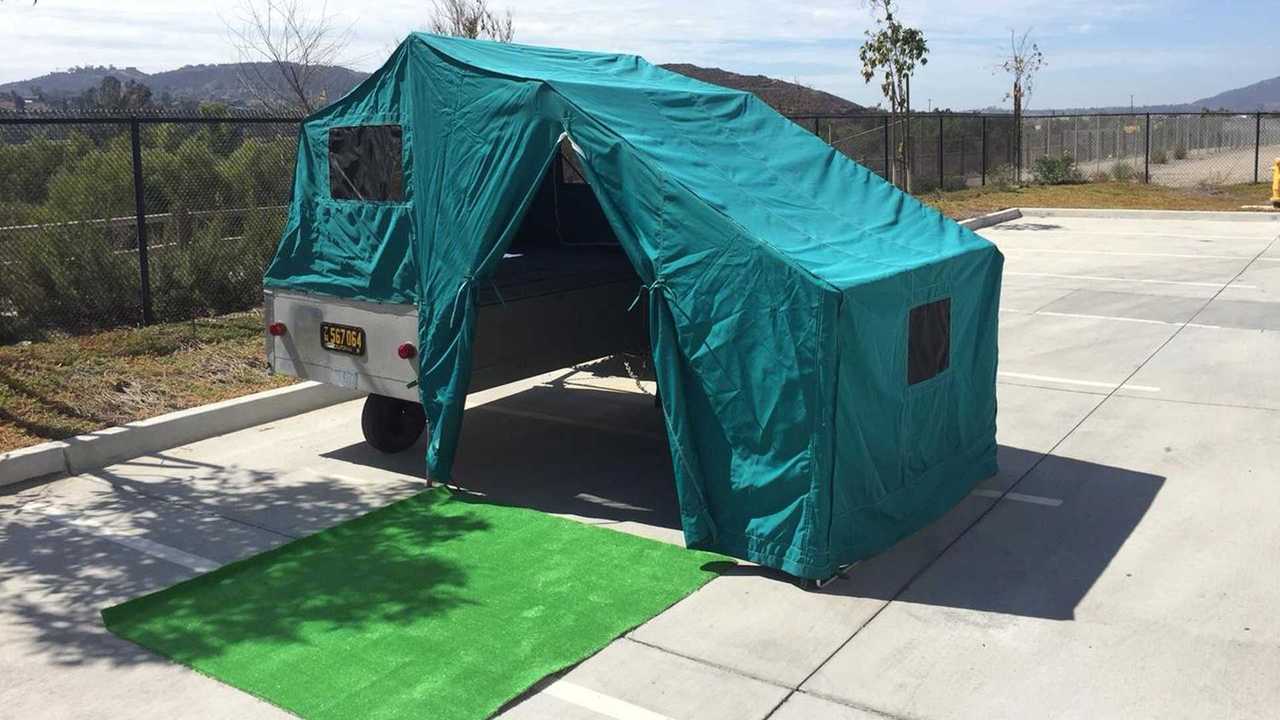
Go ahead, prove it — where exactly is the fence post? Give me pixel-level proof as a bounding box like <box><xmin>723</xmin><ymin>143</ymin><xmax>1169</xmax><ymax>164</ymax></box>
<box><xmin>980</xmin><ymin>116</ymin><xmax>987</xmax><ymax>186</ymax></box>
<box><xmin>938</xmin><ymin>114</ymin><xmax>945</xmax><ymax>190</ymax></box>
<box><xmin>129</xmin><ymin>118</ymin><xmax>153</xmax><ymax>326</ymax></box>
<box><xmin>1144</xmin><ymin>113</ymin><xmax>1151</xmax><ymax>184</ymax></box>
<box><xmin>1255</xmin><ymin>112</ymin><xmax>1262</xmax><ymax>184</ymax></box>
<box><xmin>883</xmin><ymin>115</ymin><xmax>891</xmax><ymax>184</ymax></box>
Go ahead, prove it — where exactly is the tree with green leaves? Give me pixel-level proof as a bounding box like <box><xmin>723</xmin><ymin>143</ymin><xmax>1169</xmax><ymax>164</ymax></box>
<box><xmin>996</xmin><ymin>28</ymin><xmax>1045</xmax><ymax>182</ymax></box>
<box><xmin>859</xmin><ymin>0</ymin><xmax>927</xmax><ymax>190</ymax></box>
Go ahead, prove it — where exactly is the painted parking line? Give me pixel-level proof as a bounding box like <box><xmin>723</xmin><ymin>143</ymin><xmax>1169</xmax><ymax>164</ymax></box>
<box><xmin>472</xmin><ymin>404</ymin><xmax>664</xmax><ymax>440</ymax></box>
<box><xmin>543</xmin><ymin>680</ymin><xmax>675</xmax><ymax>720</ymax></box>
<box><xmin>1000</xmin><ymin>247</ymin><xmax>1256</xmax><ymax>261</ymax></box>
<box><xmin>1004</xmin><ymin>271</ymin><xmax>1256</xmax><ymax>289</ymax></box>
<box><xmin>24</xmin><ymin>502</ymin><xmax>219</xmax><ymax>573</ymax></box>
<box><xmin>991</xmin><ymin>228</ymin><xmax>1269</xmax><ymax>242</ymax></box>
<box><xmin>1001</xmin><ymin>307</ymin><xmax>1231</xmax><ymax>331</ymax></box>
<box><xmin>998</xmin><ymin>371</ymin><xmax>1160</xmax><ymax>393</ymax></box>
<box><xmin>1035</xmin><ymin>310</ymin><xmax>1179</xmax><ymax>326</ymax></box>
<box><xmin>574</xmin><ymin>493</ymin><xmax>653</xmax><ymax>512</ymax></box>
<box><xmin>971</xmin><ymin>489</ymin><xmax>1063</xmax><ymax>507</ymax></box>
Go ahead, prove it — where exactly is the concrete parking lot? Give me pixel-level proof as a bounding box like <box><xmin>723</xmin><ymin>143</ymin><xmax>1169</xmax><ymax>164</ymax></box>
<box><xmin>2</xmin><ymin>209</ymin><xmax>1278</xmax><ymax>719</ymax></box>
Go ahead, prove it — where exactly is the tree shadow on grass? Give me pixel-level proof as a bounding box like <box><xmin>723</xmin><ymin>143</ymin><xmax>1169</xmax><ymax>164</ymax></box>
<box><xmin>0</xmin><ymin>455</ymin><xmax>476</xmax><ymax>670</ymax></box>
<box><xmin>101</xmin><ymin>491</ymin><xmax>487</xmax><ymax>667</ymax></box>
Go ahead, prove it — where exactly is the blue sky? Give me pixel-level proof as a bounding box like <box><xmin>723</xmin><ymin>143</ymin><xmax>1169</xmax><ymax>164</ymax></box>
<box><xmin>1</xmin><ymin>0</ymin><xmax>1275</xmax><ymax>110</ymax></box>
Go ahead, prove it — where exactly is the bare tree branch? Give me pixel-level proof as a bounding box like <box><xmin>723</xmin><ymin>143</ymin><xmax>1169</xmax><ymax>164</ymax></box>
<box><xmin>225</xmin><ymin>0</ymin><xmax>353</xmax><ymax>114</ymax></box>
<box><xmin>428</xmin><ymin>0</ymin><xmax>514</xmax><ymax>42</ymax></box>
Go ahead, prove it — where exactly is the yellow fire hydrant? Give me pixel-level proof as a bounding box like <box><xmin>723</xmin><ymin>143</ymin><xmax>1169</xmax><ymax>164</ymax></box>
<box><xmin>1273</xmin><ymin>158</ymin><xmax>1280</xmax><ymax>208</ymax></box>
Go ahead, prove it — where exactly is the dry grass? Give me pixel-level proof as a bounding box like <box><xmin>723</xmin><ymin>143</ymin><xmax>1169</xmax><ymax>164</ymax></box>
<box><xmin>0</xmin><ymin>310</ymin><xmax>293</xmax><ymax>453</ymax></box>
<box><xmin>923</xmin><ymin>182</ymin><xmax>1276</xmax><ymax>221</ymax></box>
<box><xmin>2</xmin><ymin>181</ymin><xmax>1273</xmax><ymax>454</ymax></box>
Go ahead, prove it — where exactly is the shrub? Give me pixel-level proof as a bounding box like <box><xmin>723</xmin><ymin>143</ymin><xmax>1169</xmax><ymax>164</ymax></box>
<box><xmin>1174</xmin><ymin>145</ymin><xmax>1188</xmax><ymax>160</ymax></box>
<box><xmin>1150</xmin><ymin>148</ymin><xmax>1168</xmax><ymax>165</ymax></box>
<box><xmin>7</xmin><ymin>226</ymin><xmax>143</xmax><ymax>333</ymax></box>
<box><xmin>1110</xmin><ymin>162</ymin><xmax>1136</xmax><ymax>182</ymax></box>
<box><xmin>1033</xmin><ymin>154</ymin><xmax>1084</xmax><ymax>185</ymax></box>
<box><xmin>987</xmin><ymin>164</ymin><xmax>1017</xmax><ymax>190</ymax></box>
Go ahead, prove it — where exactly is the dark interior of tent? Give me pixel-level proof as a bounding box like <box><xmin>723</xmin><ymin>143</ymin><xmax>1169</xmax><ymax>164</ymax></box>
<box><xmin>466</xmin><ymin>142</ymin><xmax>650</xmax><ymax>390</ymax></box>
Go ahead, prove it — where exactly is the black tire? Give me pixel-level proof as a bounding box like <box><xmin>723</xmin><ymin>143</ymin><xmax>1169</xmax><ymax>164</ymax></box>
<box><xmin>361</xmin><ymin>394</ymin><xmax>426</xmax><ymax>453</ymax></box>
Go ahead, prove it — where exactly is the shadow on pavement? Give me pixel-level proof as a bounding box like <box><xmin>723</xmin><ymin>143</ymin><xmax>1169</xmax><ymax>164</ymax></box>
<box><xmin>0</xmin><ymin>450</ymin><xmax>433</xmax><ymax>669</ymax></box>
<box><xmin>985</xmin><ymin>222</ymin><xmax>1066</xmax><ymax>232</ymax></box>
<box><xmin>326</xmin><ymin>380</ymin><xmax>1163</xmax><ymax>623</ymax></box>
<box><xmin>0</xmin><ymin>370</ymin><xmax>1164</xmax><ymax>675</ymax></box>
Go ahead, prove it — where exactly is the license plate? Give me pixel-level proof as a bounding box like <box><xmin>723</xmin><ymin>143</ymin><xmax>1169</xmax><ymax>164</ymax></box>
<box><xmin>320</xmin><ymin>322</ymin><xmax>366</xmax><ymax>356</ymax></box>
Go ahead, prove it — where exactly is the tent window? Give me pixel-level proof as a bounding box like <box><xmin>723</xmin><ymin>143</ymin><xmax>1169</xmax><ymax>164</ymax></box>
<box><xmin>908</xmin><ymin>298</ymin><xmax>950</xmax><ymax>384</ymax></box>
<box><xmin>329</xmin><ymin>125</ymin><xmax>404</xmax><ymax>201</ymax></box>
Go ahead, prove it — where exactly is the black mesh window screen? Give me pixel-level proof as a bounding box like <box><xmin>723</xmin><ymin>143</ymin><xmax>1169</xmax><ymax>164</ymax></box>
<box><xmin>908</xmin><ymin>298</ymin><xmax>951</xmax><ymax>384</ymax></box>
<box><xmin>329</xmin><ymin>125</ymin><xmax>404</xmax><ymax>201</ymax></box>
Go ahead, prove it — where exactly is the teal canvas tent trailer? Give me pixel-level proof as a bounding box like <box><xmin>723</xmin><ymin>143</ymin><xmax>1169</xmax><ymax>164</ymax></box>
<box><xmin>263</xmin><ymin>34</ymin><xmax>1003</xmax><ymax>581</ymax></box>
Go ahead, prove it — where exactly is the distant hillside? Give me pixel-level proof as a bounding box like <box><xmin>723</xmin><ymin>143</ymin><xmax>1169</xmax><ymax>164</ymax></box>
<box><xmin>0</xmin><ymin>65</ymin><xmax>152</xmax><ymax>96</ymax></box>
<box><xmin>147</xmin><ymin>63</ymin><xmax>370</xmax><ymax>105</ymax></box>
<box><xmin>1028</xmin><ymin>75</ymin><xmax>1280</xmax><ymax>115</ymax></box>
<box><xmin>0</xmin><ymin>63</ymin><xmax>370</xmax><ymax>108</ymax></box>
<box><xmin>1190</xmin><ymin>76</ymin><xmax>1280</xmax><ymax>112</ymax></box>
<box><xmin>1</xmin><ymin>60</ymin><xmax>863</xmax><ymax>116</ymax></box>
<box><xmin>662</xmin><ymin>64</ymin><xmax>865</xmax><ymax>115</ymax></box>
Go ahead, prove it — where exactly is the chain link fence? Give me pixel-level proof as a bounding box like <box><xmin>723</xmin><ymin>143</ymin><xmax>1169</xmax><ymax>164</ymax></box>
<box><xmin>797</xmin><ymin>111</ymin><xmax>1280</xmax><ymax>190</ymax></box>
<box><xmin>2</xmin><ymin>109</ymin><xmax>1277</xmax><ymax>344</ymax></box>
<box><xmin>0</xmin><ymin>113</ymin><xmax>299</xmax><ymax>343</ymax></box>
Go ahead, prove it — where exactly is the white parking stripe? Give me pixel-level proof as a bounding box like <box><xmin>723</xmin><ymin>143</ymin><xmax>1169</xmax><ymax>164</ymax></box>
<box><xmin>1004</xmin><ymin>271</ymin><xmax>1256</xmax><ymax>289</ymax></box>
<box><xmin>24</xmin><ymin>503</ymin><xmax>219</xmax><ymax>573</ymax></box>
<box><xmin>1035</xmin><ymin>310</ymin><xmax>1179</xmax><ymax>326</ymax></box>
<box><xmin>473</xmin><ymin>405</ymin><xmax>663</xmax><ymax>440</ymax></box>
<box><xmin>1000</xmin><ymin>247</ymin><xmax>1255</xmax><ymax>261</ymax></box>
<box><xmin>971</xmin><ymin>489</ymin><xmax>1063</xmax><ymax>507</ymax></box>
<box><xmin>998</xmin><ymin>371</ymin><xmax>1160</xmax><ymax>393</ymax></box>
<box><xmin>1001</xmin><ymin>307</ymin><xmax>1229</xmax><ymax>330</ymax></box>
<box><xmin>543</xmin><ymin>680</ymin><xmax>675</xmax><ymax>720</ymax></box>
<box><xmin>990</xmin><ymin>228</ymin><xmax>1270</xmax><ymax>242</ymax></box>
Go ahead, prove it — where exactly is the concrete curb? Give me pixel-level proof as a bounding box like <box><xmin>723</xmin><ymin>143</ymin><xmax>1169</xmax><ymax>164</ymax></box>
<box><xmin>1018</xmin><ymin>207</ymin><xmax>1280</xmax><ymax>222</ymax></box>
<box><xmin>960</xmin><ymin>208</ymin><xmax>1022</xmax><ymax>231</ymax></box>
<box><xmin>0</xmin><ymin>381</ymin><xmax>363</xmax><ymax>489</ymax></box>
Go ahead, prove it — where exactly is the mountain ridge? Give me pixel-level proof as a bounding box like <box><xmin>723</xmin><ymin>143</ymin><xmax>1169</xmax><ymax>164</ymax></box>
<box><xmin>0</xmin><ymin>60</ymin><xmax>864</xmax><ymax>115</ymax></box>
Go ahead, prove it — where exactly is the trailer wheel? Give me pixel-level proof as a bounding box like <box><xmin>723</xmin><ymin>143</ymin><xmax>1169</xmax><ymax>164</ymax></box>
<box><xmin>361</xmin><ymin>394</ymin><xmax>426</xmax><ymax>453</ymax></box>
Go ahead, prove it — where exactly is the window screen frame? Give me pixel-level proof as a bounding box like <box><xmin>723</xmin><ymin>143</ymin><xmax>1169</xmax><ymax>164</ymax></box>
<box><xmin>327</xmin><ymin>124</ymin><xmax>406</xmax><ymax>203</ymax></box>
<box><xmin>907</xmin><ymin>297</ymin><xmax>951</xmax><ymax>386</ymax></box>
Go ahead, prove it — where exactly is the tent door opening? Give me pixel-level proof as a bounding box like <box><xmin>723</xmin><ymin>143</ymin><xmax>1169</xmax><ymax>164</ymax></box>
<box><xmin>466</xmin><ymin>140</ymin><xmax>649</xmax><ymax>393</ymax></box>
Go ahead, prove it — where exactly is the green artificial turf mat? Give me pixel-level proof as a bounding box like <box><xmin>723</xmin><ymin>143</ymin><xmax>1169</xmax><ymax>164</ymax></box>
<box><xmin>103</xmin><ymin>489</ymin><xmax>727</xmax><ymax>720</ymax></box>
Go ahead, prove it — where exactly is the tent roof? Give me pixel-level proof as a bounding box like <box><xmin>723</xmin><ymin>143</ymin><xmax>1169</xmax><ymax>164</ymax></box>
<box><xmin>408</xmin><ymin>33</ymin><xmax>991</xmax><ymax>290</ymax></box>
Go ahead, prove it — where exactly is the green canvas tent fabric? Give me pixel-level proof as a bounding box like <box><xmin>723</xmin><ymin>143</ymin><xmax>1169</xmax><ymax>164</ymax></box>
<box><xmin>264</xmin><ymin>34</ymin><xmax>1003</xmax><ymax>580</ymax></box>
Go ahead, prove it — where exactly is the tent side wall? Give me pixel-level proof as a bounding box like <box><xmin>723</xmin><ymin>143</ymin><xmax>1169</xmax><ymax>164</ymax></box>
<box><xmin>827</xmin><ymin>244</ymin><xmax>1003</xmax><ymax>566</ymax></box>
<box><xmin>264</xmin><ymin>46</ymin><xmax>418</xmax><ymax>304</ymax></box>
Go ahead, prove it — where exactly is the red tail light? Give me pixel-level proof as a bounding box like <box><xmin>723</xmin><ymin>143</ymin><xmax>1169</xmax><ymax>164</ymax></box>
<box><xmin>397</xmin><ymin>342</ymin><xmax>417</xmax><ymax>359</ymax></box>
<box><xmin>268</xmin><ymin>322</ymin><xmax>287</xmax><ymax>336</ymax></box>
